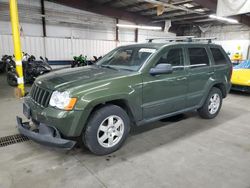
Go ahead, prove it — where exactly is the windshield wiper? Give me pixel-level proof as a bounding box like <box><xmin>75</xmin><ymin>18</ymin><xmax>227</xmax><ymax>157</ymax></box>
<box><xmin>118</xmin><ymin>68</ymin><xmax>134</xmax><ymax>72</ymax></box>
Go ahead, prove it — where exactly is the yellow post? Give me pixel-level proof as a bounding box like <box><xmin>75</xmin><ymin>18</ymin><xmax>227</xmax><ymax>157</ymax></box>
<box><xmin>9</xmin><ymin>0</ymin><xmax>25</xmax><ymax>97</ymax></box>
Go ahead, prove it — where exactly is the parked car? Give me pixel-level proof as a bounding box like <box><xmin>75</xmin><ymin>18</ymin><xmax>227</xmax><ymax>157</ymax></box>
<box><xmin>231</xmin><ymin>60</ymin><xmax>250</xmax><ymax>93</ymax></box>
<box><xmin>17</xmin><ymin>39</ymin><xmax>232</xmax><ymax>155</ymax></box>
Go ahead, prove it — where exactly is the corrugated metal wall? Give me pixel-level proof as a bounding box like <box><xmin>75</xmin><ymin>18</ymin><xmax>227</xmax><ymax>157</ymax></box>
<box><xmin>0</xmin><ymin>35</ymin><xmax>120</xmax><ymax>60</ymax></box>
<box><xmin>0</xmin><ymin>0</ymin><xmax>175</xmax><ymax>60</ymax></box>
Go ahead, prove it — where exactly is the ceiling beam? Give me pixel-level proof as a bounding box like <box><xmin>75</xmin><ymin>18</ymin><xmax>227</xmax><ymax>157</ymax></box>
<box><xmin>122</xmin><ymin>2</ymin><xmax>146</xmax><ymax>10</ymax></box>
<box><xmin>48</xmin><ymin>0</ymin><xmax>159</xmax><ymax>25</ymax></box>
<box><xmin>102</xmin><ymin>0</ymin><xmax>121</xmax><ymax>6</ymax></box>
<box><xmin>138</xmin><ymin>0</ymin><xmax>194</xmax><ymax>13</ymax></box>
<box><xmin>192</xmin><ymin>0</ymin><xmax>217</xmax><ymax>12</ymax></box>
<box><xmin>171</xmin><ymin>14</ymin><xmax>209</xmax><ymax>22</ymax></box>
<box><xmin>150</xmin><ymin>5</ymin><xmax>204</xmax><ymax>18</ymax></box>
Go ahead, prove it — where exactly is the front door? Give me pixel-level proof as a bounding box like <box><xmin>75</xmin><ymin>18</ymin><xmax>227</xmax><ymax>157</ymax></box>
<box><xmin>142</xmin><ymin>47</ymin><xmax>188</xmax><ymax>120</ymax></box>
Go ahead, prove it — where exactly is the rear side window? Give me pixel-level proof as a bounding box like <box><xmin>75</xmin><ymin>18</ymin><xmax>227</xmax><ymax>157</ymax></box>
<box><xmin>210</xmin><ymin>48</ymin><xmax>227</xmax><ymax>65</ymax></box>
<box><xmin>188</xmin><ymin>48</ymin><xmax>210</xmax><ymax>68</ymax></box>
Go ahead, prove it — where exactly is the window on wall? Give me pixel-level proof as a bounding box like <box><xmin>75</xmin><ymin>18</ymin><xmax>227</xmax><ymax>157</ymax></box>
<box><xmin>210</xmin><ymin>48</ymin><xmax>227</xmax><ymax>65</ymax></box>
<box><xmin>156</xmin><ymin>48</ymin><xmax>184</xmax><ymax>71</ymax></box>
<box><xmin>188</xmin><ymin>48</ymin><xmax>210</xmax><ymax>68</ymax></box>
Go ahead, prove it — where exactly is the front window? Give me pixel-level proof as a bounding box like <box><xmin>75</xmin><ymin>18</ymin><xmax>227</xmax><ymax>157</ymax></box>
<box><xmin>97</xmin><ymin>46</ymin><xmax>157</xmax><ymax>71</ymax></box>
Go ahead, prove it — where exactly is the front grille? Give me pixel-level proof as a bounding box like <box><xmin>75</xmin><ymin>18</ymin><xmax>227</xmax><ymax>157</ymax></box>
<box><xmin>30</xmin><ymin>84</ymin><xmax>52</xmax><ymax>107</ymax></box>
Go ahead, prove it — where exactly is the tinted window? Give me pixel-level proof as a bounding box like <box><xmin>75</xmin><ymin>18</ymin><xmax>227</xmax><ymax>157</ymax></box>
<box><xmin>98</xmin><ymin>47</ymin><xmax>156</xmax><ymax>71</ymax></box>
<box><xmin>210</xmin><ymin>48</ymin><xmax>227</xmax><ymax>65</ymax></box>
<box><xmin>157</xmin><ymin>48</ymin><xmax>184</xmax><ymax>70</ymax></box>
<box><xmin>188</xmin><ymin>48</ymin><xmax>209</xmax><ymax>68</ymax></box>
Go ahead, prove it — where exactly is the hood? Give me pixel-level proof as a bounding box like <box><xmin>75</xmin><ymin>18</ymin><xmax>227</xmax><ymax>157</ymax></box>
<box><xmin>35</xmin><ymin>65</ymin><xmax>133</xmax><ymax>91</ymax></box>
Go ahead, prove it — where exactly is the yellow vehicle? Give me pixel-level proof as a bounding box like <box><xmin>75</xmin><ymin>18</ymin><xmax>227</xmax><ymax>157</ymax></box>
<box><xmin>231</xmin><ymin>60</ymin><xmax>250</xmax><ymax>93</ymax></box>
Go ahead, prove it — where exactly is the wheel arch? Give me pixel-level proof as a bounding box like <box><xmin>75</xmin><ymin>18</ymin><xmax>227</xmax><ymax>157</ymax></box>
<box><xmin>212</xmin><ymin>83</ymin><xmax>227</xmax><ymax>98</ymax></box>
<box><xmin>199</xmin><ymin>81</ymin><xmax>227</xmax><ymax>109</ymax></box>
<box><xmin>92</xmin><ymin>99</ymin><xmax>136</xmax><ymax>124</ymax></box>
<box><xmin>81</xmin><ymin>98</ymin><xmax>136</xmax><ymax>134</ymax></box>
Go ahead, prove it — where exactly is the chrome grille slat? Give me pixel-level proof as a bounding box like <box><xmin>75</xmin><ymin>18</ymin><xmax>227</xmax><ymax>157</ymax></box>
<box><xmin>34</xmin><ymin>88</ymin><xmax>40</xmax><ymax>102</ymax></box>
<box><xmin>37</xmin><ymin>89</ymin><xmax>44</xmax><ymax>104</ymax></box>
<box><xmin>41</xmin><ymin>90</ymin><xmax>48</xmax><ymax>106</ymax></box>
<box><xmin>44</xmin><ymin>92</ymin><xmax>51</xmax><ymax>107</ymax></box>
<box><xmin>30</xmin><ymin>84</ymin><xmax>52</xmax><ymax>107</ymax></box>
<box><xmin>34</xmin><ymin>86</ymin><xmax>39</xmax><ymax>101</ymax></box>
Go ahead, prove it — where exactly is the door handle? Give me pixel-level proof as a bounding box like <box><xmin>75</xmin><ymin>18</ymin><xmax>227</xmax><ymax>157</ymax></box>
<box><xmin>177</xmin><ymin>77</ymin><xmax>187</xmax><ymax>81</ymax></box>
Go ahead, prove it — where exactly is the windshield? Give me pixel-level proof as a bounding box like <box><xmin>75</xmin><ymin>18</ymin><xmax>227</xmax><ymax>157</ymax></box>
<box><xmin>97</xmin><ymin>46</ymin><xmax>157</xmax><ymax>71</ymax></box>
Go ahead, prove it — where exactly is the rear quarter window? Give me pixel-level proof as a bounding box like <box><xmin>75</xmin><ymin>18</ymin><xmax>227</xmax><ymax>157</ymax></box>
<box><xmin>210</xmin><ymin>48</ymin><xmax>228</xmax><ymax>65</ymax></box>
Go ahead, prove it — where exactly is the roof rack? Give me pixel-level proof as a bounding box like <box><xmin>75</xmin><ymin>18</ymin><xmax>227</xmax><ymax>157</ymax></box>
<box><xmin>146</xmin><ymin>36</ymin><xmax>216</xmax><ymax>44</ymax></box>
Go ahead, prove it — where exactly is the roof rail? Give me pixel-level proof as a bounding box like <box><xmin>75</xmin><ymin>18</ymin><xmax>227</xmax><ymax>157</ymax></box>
<box><xmin>146</xmin><ymin>36</ymin><xmax>216</xmax><ymax>43</ymax></box>
<box><xmin>191</xmin><ymin>37</ymin><xmax>217</xmax><ymax>43</ymax></box>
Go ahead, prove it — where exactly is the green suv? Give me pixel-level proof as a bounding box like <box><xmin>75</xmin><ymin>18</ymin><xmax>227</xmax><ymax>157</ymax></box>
<box><xmin>17</xmin><ymin>40</ymin><xmax>232</xmax><ymax>155</ymax></box>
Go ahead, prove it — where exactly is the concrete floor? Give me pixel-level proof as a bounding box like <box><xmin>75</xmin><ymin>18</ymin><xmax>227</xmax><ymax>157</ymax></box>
<box><xmin>0</xmin><ymin>74</ymin><xmax>250</xmax><ymax>188</ymax></box>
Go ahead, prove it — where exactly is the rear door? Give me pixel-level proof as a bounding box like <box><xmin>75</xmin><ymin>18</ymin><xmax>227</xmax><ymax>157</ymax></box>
<box><xmin>186</xmin><ymin>45</ymin><xmax>214</xmax><ymax>107</ymax></box>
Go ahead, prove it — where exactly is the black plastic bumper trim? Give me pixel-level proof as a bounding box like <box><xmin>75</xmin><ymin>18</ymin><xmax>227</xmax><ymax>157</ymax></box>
<box><xmin>16</xmin><ymin>116</ymin><xmax>76</xmax><ymax>149</ymax></box>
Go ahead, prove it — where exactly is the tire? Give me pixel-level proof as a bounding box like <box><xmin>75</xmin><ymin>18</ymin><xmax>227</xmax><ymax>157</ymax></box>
<box><xmin>6</xmin><ymin>72</ymin><xmax>18</xmax><ymax>87</ymax></box>
<box><xmin>198</xmin><ymin>87</ymin><xmax>223</xmax><ymax>119</ymax></box>
<box><xmin>83</xmin><ymin>105</ymin><xmax>130</xmax><ymax>155</ymax></box>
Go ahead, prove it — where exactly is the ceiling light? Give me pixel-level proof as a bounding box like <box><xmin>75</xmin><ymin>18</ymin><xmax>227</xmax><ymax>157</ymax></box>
<box><xmin>116</xmin><ymin>24</ymin><xmax>162</xmax><ymax>30</ymax></box>
<box><xmin>194</xmin><ymin>8</ymin><xmax>205</xmax><ymax>12</ymax></box>
<box><xmin>183</xmin><ymin>3</ymin><xmax>194</xmax><ymax>8</ymax></box>
<box><xmin>209</xmin><ymin>14</ymin><xmax>239</xmax><ymax>24</ymax></box>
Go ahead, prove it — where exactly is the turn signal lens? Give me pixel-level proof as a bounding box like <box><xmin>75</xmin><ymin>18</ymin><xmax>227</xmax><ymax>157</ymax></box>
<box><xmin>64</xmin><ymin>98</ymin><xmax>77</xmax><ymax>111</ymax></box>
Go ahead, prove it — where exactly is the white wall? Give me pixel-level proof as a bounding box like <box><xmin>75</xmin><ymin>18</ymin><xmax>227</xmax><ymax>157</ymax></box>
<box><xmin>0</xmin><ymin>0</ymin><xmax>175</xmax><ymax>60</ymax></box>
<box><xmin>201</xmin><ymin>25</ymin><xmax>250</xmax><ymax>60</ymax></box>
<box><xmin>184</xmin><ymin>24</ymin><xmax>250</xmax><ymax>60</ymax></box>
<box><xmin>0</xmin><ymin>35</ymin><xmax>117</xmax><ymax>60</ymax></box>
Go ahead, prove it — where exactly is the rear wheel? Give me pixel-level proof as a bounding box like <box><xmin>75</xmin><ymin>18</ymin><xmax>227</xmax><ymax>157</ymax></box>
<box><xmin>83</xmin><ymin>105</ymin><xmax>130</xmax><ymax>155</ymax></box>
<box><xmin>198</xmin><ymin>87</ymin><xmax>222</xmax><ymax>119</ymax></box>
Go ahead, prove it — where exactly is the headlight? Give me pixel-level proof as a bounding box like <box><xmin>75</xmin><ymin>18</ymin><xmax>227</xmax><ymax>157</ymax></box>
<box><xmin>49</xmin><ymin>91</ymin><xmax>77</xmax><ymax>110</ymax></box>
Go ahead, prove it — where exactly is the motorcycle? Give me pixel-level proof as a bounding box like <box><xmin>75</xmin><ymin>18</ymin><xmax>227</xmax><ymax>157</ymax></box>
<box><xmin>93</xmin><ymin>56</ymin><xmax>102</xmax><ymax>62</ymax></box>
<box><xmin>1</xmin><ymin>55</ymin><xmax>15</xmax><ymax>73</ymax></box>
<box><xmin>71</xmin><ymin>54</ymin><xmax>87</xmax><ymax>68</ymax></box>
<box><xmin>71</xmin><ymin>55</ymin><xmax>102</xmax><ymax>68</ymax></box>
<box><xmin>6</xmin><ymin>53</ymin><xmax>52</xmax><ymax>86</ymax></box>
<box><xmin>0</xmin><ymin>55</ymin><xmax>9</xmax><ymax>73</ymax></box>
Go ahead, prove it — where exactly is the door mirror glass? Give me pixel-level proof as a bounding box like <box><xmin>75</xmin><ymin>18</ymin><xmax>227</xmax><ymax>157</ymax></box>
<box><xmin>150</xmin><ymin>63</ymin><xmax>173</xmax><ymax>75</ymax></box>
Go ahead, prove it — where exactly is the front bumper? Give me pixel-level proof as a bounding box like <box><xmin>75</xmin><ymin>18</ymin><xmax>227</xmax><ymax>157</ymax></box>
<box><xmin>17</xmin><ymin>116</ymin><xmax>76</xmax><ymax>149</ymax></box>
<box><xmin>23</xmin><ymin>96</ymin><xmax>90</xmax><ymax>137</ymax></box>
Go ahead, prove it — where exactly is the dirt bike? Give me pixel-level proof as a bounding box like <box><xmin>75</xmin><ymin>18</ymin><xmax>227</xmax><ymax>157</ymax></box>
<box><xmin>71</xmin><ymin>55</ymin><xmax>102</xmax><ymax>68</ymax></box>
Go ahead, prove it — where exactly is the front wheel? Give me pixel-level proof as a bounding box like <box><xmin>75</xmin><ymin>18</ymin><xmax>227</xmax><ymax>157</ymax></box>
<box><xmin>6</xmin><ymin>71</ymin><xmax>18</xmax><ymax>87</ymax></box>
<box><xmin>198</xmin><ymin>87</ymin><xmax>222</xmax><ymax>119</ymax></box>
<box><xmin>83</xmin><ymin>105</ymin><xmax>130</xmax><ymax>155</ymax></box>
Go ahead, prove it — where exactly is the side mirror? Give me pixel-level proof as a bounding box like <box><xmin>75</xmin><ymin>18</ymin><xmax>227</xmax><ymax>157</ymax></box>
<box><xmin>150</xmin><ymin>63</ymin><xmax>173</xmax><ymax>75</ymax></box>
<box><xmin>40</xmin><ymin>56</ymin><xmax>44</xmax><ymax>61</ymax></box>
